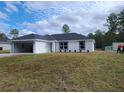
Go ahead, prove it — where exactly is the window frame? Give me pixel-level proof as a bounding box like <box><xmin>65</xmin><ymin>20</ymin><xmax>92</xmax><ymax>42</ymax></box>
<box><xmin>59</xmin><ymin>42</ymin><xmax>68</xmax><ymax>50</ymax></box>
<box><xmin>79</xmin><ymin>41</ymin><xmax>85</xmax><ymax>50</ymax></box>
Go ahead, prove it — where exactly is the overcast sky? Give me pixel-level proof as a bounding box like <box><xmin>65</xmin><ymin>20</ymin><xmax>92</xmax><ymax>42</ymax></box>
<box><xmin>0</xmin><ymin>1</ymin><xmax>124</xmax><ymax>36</ymax></box>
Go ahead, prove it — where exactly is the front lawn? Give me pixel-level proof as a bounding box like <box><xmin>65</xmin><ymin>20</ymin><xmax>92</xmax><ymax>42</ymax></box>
<box><xmin>0</xmin><ymin>50</ymin><xmax>10</xmax><ymax>54</ymax></box>
<box><xmin>0</xmin><ymin>51</ymin><xmax>124</xmax><ymax>91</ymax></box>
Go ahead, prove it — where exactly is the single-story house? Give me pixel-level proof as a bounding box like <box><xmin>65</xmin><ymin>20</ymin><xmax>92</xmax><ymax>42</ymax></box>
<box><xmin>0</xmin><ymin>38</ymin><xmax>11</xmax><ymax>51</ymax></box>
<box><xmin>11</xmin><ymin>33</ymin><xmax>95</xmax><ymax>54</ymax></box>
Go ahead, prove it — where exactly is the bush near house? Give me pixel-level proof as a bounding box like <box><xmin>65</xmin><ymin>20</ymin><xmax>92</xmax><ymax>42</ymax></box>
<box><xmin>0</xmin><ymin>51</ymin><xmax>124</xmax><ymax>92</ymax></box>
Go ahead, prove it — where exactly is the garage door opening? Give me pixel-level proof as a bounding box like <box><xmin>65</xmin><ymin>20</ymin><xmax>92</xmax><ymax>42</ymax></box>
<box><xmin>0</xmin><ymin>47</ymin><xmax>3</xmax><ymax>50</ymax></box>
<box><xmin>14</xmin><ymin>42</ymin><xmax>33</xmax><ymax>53</ymax></box>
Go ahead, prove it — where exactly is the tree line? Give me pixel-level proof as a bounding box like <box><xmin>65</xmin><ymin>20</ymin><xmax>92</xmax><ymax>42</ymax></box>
<box><xmin>88</xmin><ymin>9</ymin><xmax>124</xmax><ymax>49</ymax></box>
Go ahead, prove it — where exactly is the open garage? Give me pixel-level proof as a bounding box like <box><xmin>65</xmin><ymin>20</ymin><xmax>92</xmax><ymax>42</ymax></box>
<box><xmin>12</xmin><ymin>41</ymin><xmax>34</xmax><ymax>53</ymax></box>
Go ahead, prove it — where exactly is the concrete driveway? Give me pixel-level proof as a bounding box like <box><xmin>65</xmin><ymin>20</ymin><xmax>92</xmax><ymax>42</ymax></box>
<box><xmin>0</xmin><ymin>53</ymin><xmax>32</xmax><ymax>58</ymax></box>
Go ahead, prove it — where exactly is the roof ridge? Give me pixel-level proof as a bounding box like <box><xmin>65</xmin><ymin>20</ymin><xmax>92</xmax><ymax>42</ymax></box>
<box><xmin>51</xmin><ymin>32</ymin><xmax>78</xmax><ymax>35</ymax></box>
<box><xmin>48</xmin><ymin>35</ymin><xmax>57</xmax><ymax>40</ymax></box>
<box><xmin>43</xmin><ymin>34</ymin><xmax>56</xmax><ymax>40</ymax></box>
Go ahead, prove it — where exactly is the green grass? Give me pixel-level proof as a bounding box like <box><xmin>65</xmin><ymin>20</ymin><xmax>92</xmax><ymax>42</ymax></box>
<box><xmin>0</xmin><ymin>51</ymin><xmax>124</xmax><ymax>92</ymax></box>
<box><xmin>0</xmin><ymin>50</ymin><xmax>10</xmax><ymax>54</ymax></box>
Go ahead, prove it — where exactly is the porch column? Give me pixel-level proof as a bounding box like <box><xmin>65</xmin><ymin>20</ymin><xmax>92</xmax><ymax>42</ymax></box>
<box><xmin>33</xmin><ymin>41</ymin><xmax>36</xmax><ymax>54</ymax></box>
<box><xmin>11</xmin><ymin>42</ymin><xmax>14</xmax><ymax>53</ymax></box>
<box><xmin>52</xmin><ymin>42</ymin><xmax>56</xmax><ymax>52</ymax></box>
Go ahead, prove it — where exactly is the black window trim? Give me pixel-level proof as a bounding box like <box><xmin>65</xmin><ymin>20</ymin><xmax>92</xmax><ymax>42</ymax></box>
<box><xmin>79</xmin><ymin>41</ymin><xmax>85</xmax><ymax>50</ymax></box>
<box><xmin>59</xmin><ymin>42</ymin><xmax>68</xmax><ymax>50</ymax></box>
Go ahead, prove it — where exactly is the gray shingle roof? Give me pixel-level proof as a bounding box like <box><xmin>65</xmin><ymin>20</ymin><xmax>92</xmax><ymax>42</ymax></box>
<box><xmin>12</xmin><ymin>33</ymin><xmax>88</xmax><ymax>41</ymax></box>
<box><xmin>51</xmin><ymin>33</ymin><xmax>88</xmax><ymax>40</ymax></box>
<box><xmin>12</xmin><ymin>34</ymin><xmax>45</xmax><ymax>40</ymax></box>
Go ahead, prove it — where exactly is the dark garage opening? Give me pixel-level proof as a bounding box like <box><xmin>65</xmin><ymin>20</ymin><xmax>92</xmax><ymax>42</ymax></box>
<box><xmin>0</xmin><ymin>47</ymin><xmax>3</xmax><ymax>50</ymax></box>
<box><xmin>14</xmin><ymin>41</ymin><xmax>33</xmax><ymax>53</ymax></box>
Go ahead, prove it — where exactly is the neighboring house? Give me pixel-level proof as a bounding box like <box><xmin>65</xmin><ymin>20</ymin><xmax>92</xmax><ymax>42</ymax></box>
<box><xmin>11</xmin><ymin>33</ymin><xmax>95</xmax><ymax>54</ymax></box>
<box><xmin>105</xmin><ymin>42</ymin><xmax>124</xmax><ymax>52</ymax></box>
<box><xmin>112</xmin><ymin>42</ymin><xmax>124</xmax><ymax>51</ymax></box>
<box><xmin>0</xmin><ymin>39</ymin><xmax>11</xmax><ymax>51</ymax></box>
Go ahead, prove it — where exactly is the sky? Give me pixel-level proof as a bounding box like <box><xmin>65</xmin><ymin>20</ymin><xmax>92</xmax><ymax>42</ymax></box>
<box><xmin>0</xmin><ymin>1</ymin><xmax>124</xmax><ymax>36</ymax></box>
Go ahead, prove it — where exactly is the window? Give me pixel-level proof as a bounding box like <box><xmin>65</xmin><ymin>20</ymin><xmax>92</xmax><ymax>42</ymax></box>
<box><xmin>59</xmin><ymin>42</ymin><xmax>68</xmax><ymax>50</ymax></box>
<box><xmin>0</xmin><ymin>47</ymin><xmax>3</xmax><ymax>50</ymax></box>
<box><xmin>79</xmin><ymin>41</ymin><xmax>85</xmax><ymax>50</ymax></box>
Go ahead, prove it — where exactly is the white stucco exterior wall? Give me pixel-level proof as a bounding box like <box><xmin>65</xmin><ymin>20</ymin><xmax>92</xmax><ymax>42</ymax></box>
<box><xmin>52</xmin><ymin>42</ymin><xmax>56</xmax><ymax>52</ymax></box>
<box><xmin>85</xmin><ymin>41</ymin><xmax>95</xmax><ymax>52</ymax></box>
<box><xmin>0</xmin><ymin>43</ymin><xmax>11</xmax><ymax>51</ymax></box>
<box><xmin>33</xmin><ymin>41</ymin><xmax>50</xmax><ymax>54</ymax></box>
<box><xmin>55</xmin><ymin>41</ymin><xmax>80</xmax><ymax>52</ymax></box>
<box><xmin>55</xmin><ymin>42</ymin><xmax>59</xmax><ymax>52</ymax></box>
<box><xmin>68</xmin><ymin>41</ymin><xmax>80</xmax><ymax>52</ymax></box>
<box><xmin>55</xmin><ymin>40</ymin><xmax>95</xmax><ymax>52</ymax></box>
